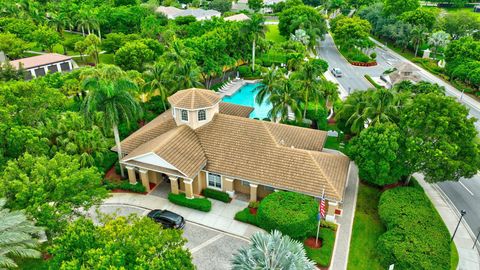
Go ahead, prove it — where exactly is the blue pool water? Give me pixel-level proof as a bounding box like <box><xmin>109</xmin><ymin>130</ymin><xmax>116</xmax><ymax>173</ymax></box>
<box><xmin>222</xmin><ymin>83</ymin><xmax>272</xmax><ymax>119</ymax></box>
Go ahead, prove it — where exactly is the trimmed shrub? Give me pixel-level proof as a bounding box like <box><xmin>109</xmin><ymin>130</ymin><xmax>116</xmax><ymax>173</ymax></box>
<box><xmin>238</xmin><ymin>65</ymin><xmax>261</xmax><ymax>78</ymax></box>
<box><xmin>168</xmin><ymin>193</ymin><xmax>212</xmax><ymax>212</ymax></box>
<box><xmin>306</xmin><ymin>105</ymin><xmax>328</xmax><ymax>130</ymax></box>
<box><xmin>377</xmin><ymin>187</ymin><xmax>451</xmax><ymax>270</ymax></box>
<box><xmin>234</xmin><ymin>208</ymin><xmax>259</xmax><ymax>226</ymax></box>
<box><xmin>104</xmin><ymin>180</ymin><xmax>146</xmax><ymax>193</ymax></box>
<box><xmin>95</xmin><ymin>151</ymin><xmax>118</xmax><ymax>173</ymax></box>
<box><xmin>257</xmin><ymin>191</ymin><xmax>318</xmax><ymax>239</ymax></box>
<box><xmin>202</xmin><ymin>188</ymin><xmax>231</xmax><ymax>203</ymax></box>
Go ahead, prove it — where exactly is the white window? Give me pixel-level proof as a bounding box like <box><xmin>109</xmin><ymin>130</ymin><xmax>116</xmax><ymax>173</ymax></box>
<box><xmin>198</xmin><ymin>109</ymin><xmax>206</xmax><ymax>121</ymax></box>
<box><xmin>181</xmin><ymin>110</ymin><xmax>188</xmax><ymax>121</ymax></box>
<box><xmin>207</xmin><ymin>173</ymin><xmax>222</xmax><ymax>189</ymax></box>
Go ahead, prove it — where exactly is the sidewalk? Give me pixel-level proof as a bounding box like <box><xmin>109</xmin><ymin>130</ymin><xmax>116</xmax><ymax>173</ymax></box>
<box><xmin>330</xmin><ymin>162</ymin><xmax>359</xmax><ymax>270</ymax></box>
<box><xmin>102</xmin><ymin>192</ymin><xmax>263</xmax><ymax>239</ymax></box>
<box><xmin>415</xmin><ymin>174</ymin><xmax>480</xmax><ymax>270</ymax></box>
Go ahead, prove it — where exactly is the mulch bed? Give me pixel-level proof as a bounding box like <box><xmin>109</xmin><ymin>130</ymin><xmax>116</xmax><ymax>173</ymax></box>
<box><xmin>304</xmin><ymin>237</ymin><xmax>322</xmax><ymax>249</ymax></box>
<box><xmin>105</xmin><ymin>166</ymin><xmax>122</xmax><ymax>181</ymax></box>
<box><xmin>350</xmin><ymin>61</ymin><xmax>378</xmax><ymax>67</ymax></box>
<box><xmin>249</xmin><ymin>207</ymin><xmax>258</xmax><ymax>215</ymax></box>
<box><xmin>382</xmin><ymin>181</ymin><xmax>405</xmax><ymax>191</ymax></box>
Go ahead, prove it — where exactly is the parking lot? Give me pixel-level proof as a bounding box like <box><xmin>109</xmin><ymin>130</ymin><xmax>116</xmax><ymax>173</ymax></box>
<box><xmin>88</xmin><ymin>204</ymin><xmax>249</xmax><ymax>270</ymax></box>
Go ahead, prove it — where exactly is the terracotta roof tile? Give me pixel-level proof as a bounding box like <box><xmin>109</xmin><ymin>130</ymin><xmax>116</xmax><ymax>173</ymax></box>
<box><xmin>167</xmin><ymin>88</ymin><xmax>221</xmax><ymax>109</ymax></box>
<box><xmin>219</xmin><ymin>102</ymin><xmax>254</xmax><ymax>118</ymax></box>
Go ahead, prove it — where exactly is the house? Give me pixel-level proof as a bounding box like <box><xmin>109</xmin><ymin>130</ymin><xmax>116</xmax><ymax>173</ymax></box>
<box><xmin>224</xmin><ymin>13</ymin><xmax>250</xmax><ymax>22</ymax></box>
<box><xmin>386</xmin><ymin>62</ymin><xmax>421</xmax><ymax>87</ymax></box>
<box><xmin>156</xmin><ymin>6</ymin><xmax>221</xmax><ymax>21</ymax></box>
<box><xmin>9</xmin><ymin>53</ymin><xmax>76</xmax><ymax>80</ymax></box>
<box><xmin>114</xmin><ymin>88</ymin><xmax>351</xmax><ymax>222</ymax></box>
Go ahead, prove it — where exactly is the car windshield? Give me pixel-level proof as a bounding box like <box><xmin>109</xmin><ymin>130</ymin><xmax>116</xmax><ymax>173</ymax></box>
<box><xmin>159</xmin><ymin>211</ymin><xmax>182</xmax><ymax>224</ymax></box>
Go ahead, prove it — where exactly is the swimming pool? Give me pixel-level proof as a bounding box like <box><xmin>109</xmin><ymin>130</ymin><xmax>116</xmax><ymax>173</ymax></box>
<box><xmin>222</xmin><ymin>83</ymin><xmax>272</xmax><ymax>119</ymax></box>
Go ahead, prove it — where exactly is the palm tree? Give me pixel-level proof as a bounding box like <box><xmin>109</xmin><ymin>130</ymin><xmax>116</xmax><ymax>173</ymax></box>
<box><xmin>319</xmin><ymin>79</ymin><xmax>339</xmax><ymax>109</ymax></box>
<box><xmin>231</xmin><ymin>230</ymin><xmax>315</xmax><ymax>270</ymax></box>
<box><xmin>82</xmin><ymin>76</ymin><xmax>142</xmax><ymax>178</ymax></box>
<box><xmin>428</xmin><ymin>31</ymin><xmax>451</xmax><ymax>59</ymax></box>
<box><xmin>293</xmin><ymin>60</ymin><xmax>324</xmax><ymax>119</ymax></box>
<box><xmin>144</xmin><ymin>63</ymin><xmax>171</xmax><ymax>110</ymax></box>
<box><xmin>335</xmin><ymin>91</ymin><xmax>369</xmax><ymax>135</ymax></box>
<box><xmin>241</xmin><ymin>14</ymin><xmax>266</xmax><ymax>72</ymax></box>
<box><xmin>363</xmin><ymin>88</ymin><xmax>398</xmax><ymax>125</ymax></box>
<box><xmin>0</xmin><ymin>198</ymin><xmax>44</xmax><ymax>269</ymax></box>
<box><xmin>169</xmin><ymin>60</ymin><xmax>203</xmax><ymax>91</ymax></box>
<box><xmin>255</xmin><ymin>66</ymin><xmax>283</xmax><ymax>105</ymax></box>
<box><xmin>410</xmin><ymin>25</ymin><xmax>428</xmax><ymax>57</ymax></box>
<box><xmin>268</xmin><ymin>78</ymin><xmax>302</xmax><ymax>122</ymax></box>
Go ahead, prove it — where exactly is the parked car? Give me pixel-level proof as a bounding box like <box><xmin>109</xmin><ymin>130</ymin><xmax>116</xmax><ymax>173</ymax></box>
<box><xmin>147</xmin><ymin>209</ymin><xmax>185</xmax><ymax>229</ymax></box>
<box><xmin>331</xmin><ymin>68</ymin><xmax>343</xmax><ymax>77</ymax></box>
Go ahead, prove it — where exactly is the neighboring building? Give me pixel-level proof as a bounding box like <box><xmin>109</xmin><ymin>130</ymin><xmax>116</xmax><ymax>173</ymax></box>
<box><xmin>474</xmin><ymin>5</ymin><xmax>480</xmax><ymax>13</ymax></box>
<box><xmin>385</xmin><ymin>62</ymin><xmax>421</xmax><ymax>87</ymax></box>
<box><xmin>9</xmin><ymin>53</ymin><xmax>76</xmax><ymax>80</ymax></box>
<box><xmin>156</xmin><ymin>6</ymin><xmax>221</xmax><ymax>20</ymax></box>
<box><xmin>224</xmin><ymin>13</ymin><xmax>250</xmax><ymax>22</ymax></box>
<box><xmin>114</xmin><ymin>88</ymin><xmax>351</xmax><ymax>222</ymax></box>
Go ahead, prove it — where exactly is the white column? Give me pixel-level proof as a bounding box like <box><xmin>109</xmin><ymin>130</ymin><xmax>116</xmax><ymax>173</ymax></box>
<box><xmin>126</xmin><ymin>166</ymin><xmax>137</xmax><ymax>185</ymax></box>
<box><xmin>170</xmin><ymin>176</ymin><xmax>179</xmax><ymax>194</ymax></box>
<box><xmin>249</xmin><ymin>183</ymin><xmax>258</xmax><ymax>202</ymax></box>
<box><xmin>224</xmin><ymin>177</ymin><xmax>235</xmax><ymax>198</ymax></box>
<box><xmin>139</xmin><ymin>169</ymin><xmax>150</xmax><ymax>192</ymax></box>
<box><xmin>183</xmin><ymin>179</ymin><xmax>194</xmax><ymax>199</ymax></box>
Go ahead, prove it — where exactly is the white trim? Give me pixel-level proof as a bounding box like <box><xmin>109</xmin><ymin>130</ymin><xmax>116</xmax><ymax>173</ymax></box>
<box><xmin>172</xmin><ymin>102</ymin><xmax>219</xmax><ymax>111</ymax></box>
<box><xmin>224</xmin><ymin>177</ymin><xmax>234</xmax><ymax>183</ymax></box>
<box><xmin>124</xmin><ymin>152</ymin><xmax>179</xmax><ymax>171</ymax></box>
<box><xmin>139</xmin><ymin>169</ymin><xmax>148</xmax><ymax>174</ymax></box>
<box><xmin>183</xmin><ymin>179</ymin><xmax>193</xmax><ymax>184</ymax></box>
<box><xmin>249</xmin><ymin>183</ymin><xmax>258</xmax><ymax>188</ymax></box>
<box><xmin>120</xmin><ymin>161</ymin><xmax>186</xmax><ymax>179</ymax></box>
<box><xmin>180</xmin><ymin>109</ymin><xmax>189</xmax><ymax>122</ymax></box>
<box><xmin>197</xmin><ymin>109</ymin><xmax>207</xmax><ymax>122</ymax></box>
<box><xmin>206</xmin><ymin>171</ymin><xmax>222</xmax><ymax>190</ymax></box>
<box><xmin>125</xmin><ymin>166</ymin><xmax>134</xmax><ymax>170</ymax></box>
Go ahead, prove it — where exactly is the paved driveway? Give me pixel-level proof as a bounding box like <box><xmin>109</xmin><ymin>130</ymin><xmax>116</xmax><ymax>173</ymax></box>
<box><xmin>88</xmin><ymin>204</ymin><xmax>249</xmax><ymax>270</ymax></box>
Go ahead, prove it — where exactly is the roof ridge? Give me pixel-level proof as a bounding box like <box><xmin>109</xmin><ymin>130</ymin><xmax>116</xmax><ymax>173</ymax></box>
<box><xmin>307</xmin><ymin>151</ymin><xmax>340</xmax><ymax>199</ymax></box>
<box><xmin>262</xmin><ymin>121</ymin><xmax>280</xmax><ymax>147</ymax></box>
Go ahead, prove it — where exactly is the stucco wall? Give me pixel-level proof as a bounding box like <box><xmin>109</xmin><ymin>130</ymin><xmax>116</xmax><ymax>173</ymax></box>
<box><xmin>172</xmin><ymin>103</ymin><xmax>219</xmax><ymax>129</ymax></box>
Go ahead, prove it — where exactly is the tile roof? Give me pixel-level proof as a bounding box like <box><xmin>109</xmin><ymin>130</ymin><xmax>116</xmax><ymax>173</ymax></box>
<box><xmin>156</xmin><ymin>6</ymin><xmax>221</xmax><ymax>19</ymax></box>
<box><xmin>167</xmin><ymin>88</ymin><xmax>221</xmax><ymax>110</ymax></box>
<box><xmin>10</xmin><ymin>53</ymin><xmax>71</xmax><ymax>69</ymax></box>
<box><xmin>118</xmin><ymin>109</ymin><xmax>349</xmax><ymax>201</ymax></box>
<box><xmin>219</xmin><ymin>102</ymin><xmax>254</xmax><ymax>118</ymax></box>
<box><xmin>224</xmin><ymin>13</ymin><xmax>250</xmax><ymax>21</ymax></box>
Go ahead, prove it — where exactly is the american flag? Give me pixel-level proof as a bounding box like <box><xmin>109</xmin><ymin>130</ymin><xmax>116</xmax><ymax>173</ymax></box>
<box><xmin>320</xmin><ymin>197</ymin><xmax>326</xmax><ymax>219</ymax></box>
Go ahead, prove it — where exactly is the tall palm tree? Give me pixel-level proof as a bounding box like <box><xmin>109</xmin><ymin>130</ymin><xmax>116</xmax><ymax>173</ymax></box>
<box><xmin>241</xmin><ymin>14</ymin><xmax>266</xmax><ymax>72</ymax></box>
<box><xmin>293</xmin><ymin>60</ymin><xmax>323</xmax><ymax>119</ymax></box>
<box><xmin>231</xmin><ymin>230</ymin><xmax>315</xmax><ymax>270</ymax></box>
<box><xmin>82</xmin><ymin>76</ymin><xmax>142</xmax><ymax>178</ymax></box>
<box><xmin>410</xmin><ymin>25</ymin><xmax>428</xmax><ymax>57</ymax></box>
<box><xmin>268</xmin><ymin>78</ymin><xmax>302</xmax><ymax>122</ymax></box>
<box><xmin>169</xmin><ymin>60</ymin><xmax>203</xmax><ymax>91</ymax></box>
<box><xmin>319</xmin><ymin>79</ymin><xmax>339</xmax><ymax>109</ymax></box>
<box><xmin>255</xmin><ymin>66</ymin><xmax>283</xmax><ymax>105</ymax></box>
<box><xmin>144</xmin><ymin>63</ymin><xmax>171</xmax><ymax>111</ymax></box>
<box><xmin>363</xmin><ymin>88</ymin><xmax>398</xmax><ymax>125</ymax></box>
<box><xmin>0</xmin><ymin>198</ymin><xmax>43</xmax><ymax>269</ymax></box>
<box><xmin>335</xmin><ymin>91</ymin><xmax>369</xmax><ymax>135</ymax></box>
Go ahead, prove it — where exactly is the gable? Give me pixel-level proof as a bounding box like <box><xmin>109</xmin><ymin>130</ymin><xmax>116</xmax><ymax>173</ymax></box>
<box><xmin>128</xmin><ymin>153</ymin><xmax>179</xmax><ymax>172</ymax></box>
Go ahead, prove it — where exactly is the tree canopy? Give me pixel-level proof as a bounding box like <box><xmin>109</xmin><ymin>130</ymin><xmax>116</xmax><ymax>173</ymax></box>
<box><xmin>278</xmin><ymin>5</ymin><xmax>327</xmax><ymax>48</ymax></box>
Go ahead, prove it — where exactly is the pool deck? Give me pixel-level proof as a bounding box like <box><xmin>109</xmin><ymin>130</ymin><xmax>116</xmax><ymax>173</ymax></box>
<box><xmin>217</xmin><ymin>79</ymin><xmax>260</xmax><ymax>98</ymax></box>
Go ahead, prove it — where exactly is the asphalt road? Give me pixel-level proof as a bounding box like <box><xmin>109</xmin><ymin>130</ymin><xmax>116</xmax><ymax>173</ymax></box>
<box><xmin>317</xmin><ymin>33</ymin><xmax>480</xmax><ymax>236</ymax></box>
<box><xmin>87</xmin><ymin>204</ymin><xmax>249</xmax><ymax>270</ymax></box>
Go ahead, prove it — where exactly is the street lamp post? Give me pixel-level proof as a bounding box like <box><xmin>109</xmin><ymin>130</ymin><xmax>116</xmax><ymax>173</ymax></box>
<box><xmin>460</xmin><ymin>89</ymin><xmax>465</xmax><ymax>101</ymax></box>
<box><xmin>451</xmin><ymin>209</ymin><xmax>467</xmax><ymax>242</ymax></box>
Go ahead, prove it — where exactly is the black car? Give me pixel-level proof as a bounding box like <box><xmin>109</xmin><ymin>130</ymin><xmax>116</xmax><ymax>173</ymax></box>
<box><xmin>147</xmin><ymin>209</ymin><xmax>185</xmax><ymax>229</ymax></box>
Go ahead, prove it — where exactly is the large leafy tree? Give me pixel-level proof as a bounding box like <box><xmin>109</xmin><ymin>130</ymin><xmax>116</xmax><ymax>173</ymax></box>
<box><xmin>48</xmin><ymin>215</ymin><xmax>194</xmax><ymax>269</ymax></box>
<box><xmin>143</xmin><ymin>63</ymin><xmax>171</xmax><ymax>110</ymax></box>
<box><xmin>0</xmin><ymin>33</ymin><xmax>31</xmax><ymax>59</ymax></box>
<box><xmin>444</xmin><ymin>11</ymin><xmax>480</xmax><ymax>40</ymax></box>
<box><xmin>0</xmin><ymin>153</ymin><xmax>108</xmax><ymax>236</ymax></box>
<box><xmin>82</xmin><ymin>70</ymin><xmax>142</xmax><ymax>177</ymax></box>
<box><xmin>399</xmin><ymin>93</ymin><xmax>480</xmax><ymax>183</ymax></box>
<box><xmin>399</xmin><ymin>8</ymin><xmax>436</xmax><ymax>31</ymax></box>
<box><xmin>0</xmin><ymin>198</ymin><xmax>43</xmax><ymax>269</ymax></box>
<box><xmin>115</xmin><ymin>40</ymin><xmax>155</xmax><ymax>71</ymax></box>
<box><xmin>30</xmin><ymin>25</ymin><xmax>60</xmax><ymax>52</ymax></box>
<box><xmin>383</xmin><ymin>0</ymin><xmax>419</xmax><ymax>16</ymax></box>
<box><xmin>330</xmin><ymin>16</ymin><xmax>373</xmax><ymax>49</ymax></box>
<box><xmin>278</xmin><ymin>5</ymin><xmax>327</xmax><ymax>49</ymax></box>
<box><xmin>348</xmin><ymin>123</ymin><xmax>408</xmax><ymax>186</ymax></box>
<box><xmin>232</xmin><ymin>230</ymin><xmax>315</xmax><ymax>270</ymax></box>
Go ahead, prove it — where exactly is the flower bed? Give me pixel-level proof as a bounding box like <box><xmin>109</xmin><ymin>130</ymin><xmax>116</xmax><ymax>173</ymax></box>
<box><xmin>104</xmin><ymin>180</ymin><xmax>146</xmax><ymax>194</ymax></box>
<box><xmin>351</xmin><ymin>61</ymin><xmax>377</xmax><ymax>67</ymax></box>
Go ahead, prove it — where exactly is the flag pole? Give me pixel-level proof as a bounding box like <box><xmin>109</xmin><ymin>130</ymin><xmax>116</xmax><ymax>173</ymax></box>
<box><xmin>315</xmin><ymin>188</ymin><xmax>325</xmax><ymax>247</ymax></box>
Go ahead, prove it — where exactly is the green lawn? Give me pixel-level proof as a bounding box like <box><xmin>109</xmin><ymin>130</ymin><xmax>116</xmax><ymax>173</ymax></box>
<box><xmin>265</xmin><ymin>24</ymin><xmax>285</xmax><ymax>43</ymax></box>
<box><xmin>347</xmin><ymin>183</ymin><xmax>385</xmax><ymax>270</ymax></box>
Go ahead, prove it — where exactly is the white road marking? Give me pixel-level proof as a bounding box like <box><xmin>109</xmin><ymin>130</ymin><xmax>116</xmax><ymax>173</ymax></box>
<box><xmin>459</xmin><ymin>181</ymin><xmax>475</xmax><ymax>196</ymax></box>
<box><xmin>190</xmin><ymin>234</ymin><xmax>224</xmax><ymax>254</ymax></box>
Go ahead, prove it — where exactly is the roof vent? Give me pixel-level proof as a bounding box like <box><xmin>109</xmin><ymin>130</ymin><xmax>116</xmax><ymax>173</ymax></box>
<box><xmin>280</xmin><ymin>139</ymin><xmax>285</xmax><ymax>145</ymax></box>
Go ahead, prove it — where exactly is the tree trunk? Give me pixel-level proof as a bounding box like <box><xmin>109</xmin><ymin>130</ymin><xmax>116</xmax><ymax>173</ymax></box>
<box><xmin>81</xmin><ymin>26</ymin><xmax>85</xmax><ymax>37</ymax></box>
<box><xmin>405</xmin><ymin>174</ymin><xmax>413</xmax><ymax>185</ymax></box>
<box><xmin>414</xmin><ymin>41</ymin><xmax>419</xmax><ymax>57</ymax></box>
<box><xmin>252</xmin><ymin>37</ymin><xmax>256</xmax><ymax>72</ymax></box>
<box><xmin>113</xmin><ymin>124</ymin><xmax>125</xmax><ymax>178</ymax></box>
<box><xmin>98</xmin><ymin>28</ymin><xmax>102</xmax><ymax>41</ymax></box>
<box><xmin>87</xmin><ymin>25</ymin><xmax>91</xmax><ymax>35</ymax></box>
<box><xmin>303</xmin><ymin>90</ymin><xmax>309</xmax><ymax>119</ymax></box>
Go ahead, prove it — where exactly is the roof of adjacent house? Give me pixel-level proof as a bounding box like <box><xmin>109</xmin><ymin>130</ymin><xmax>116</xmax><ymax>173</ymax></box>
<box><xmin>156</xmin><ymin>6</ymin><xmax>221</xmax><ymax>19</ymax></box>
<box><xmin>224</xmin><ymin>13</ymin><xmax>250</xmax><ymax>21</ymax></box>
<box><xmin>117</xmin><ymin>102</ymin><xmax>349</xmax><ymax>201</ymax></box>
<box><xmin>389</xmin><ymin>62</ymin><xmax>421</xmax><ymax>84</ymax></box>
<box><xmin>9</xmin><ymin>53</ymin><xmax>71</xmax><ymax>69</ymax></box>
<box><xmin>167</xmin><ymin>88</ymin><xmax>221</xmax><ymax>109</ymax></box>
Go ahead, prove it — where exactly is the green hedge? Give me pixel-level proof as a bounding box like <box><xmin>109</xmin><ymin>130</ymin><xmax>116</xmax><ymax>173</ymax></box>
<box><xmin>257</xmin><ymin>191</ymin><xmax>318</xmax><ymax>239</ymax></box>
<box><xmin>364</xmin><ymin>75</ymin><xmax>383</xmax><ymax>89</ymax></box>
<box><xmin>168</xmin><ymin>193</ymin><xmax>212</xmax><ymax>212</ymax></box>
<box><xmin>306</xmin><ymin>104</ymin><xmax>328</xmax><ymax>130</ymax></box>
<box><xmin>238</xmin><ymin>65</ymin><xmax>261</xmax><ymax>78</ymax></box>
<box><xmin>202</xmin><ymin>188</ymin><xmax>231</xmax><ymax>203</ymax></box>
<box><xmin>95</xmin><ymin>151</ymin><xmax>118</xmax><ymax>173</ymax></box>
<box><xmin>104</xmin><ymin>180</ymin><xmax>146</xmax><ymax>193</ymax></box>
<box><xmin>234</xmin><ymin>208</ymin><xmax>259</xmax><ymax>226</ymax></box>
<box><xmin>305</xmin><ymin>228</ymin><xmax>336</xmax><ymax>267</ymax></box>
<box><xmin>377</xmin><ymin>187</ymin><xmax>451</xmax><ymax>270</ymax></box>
